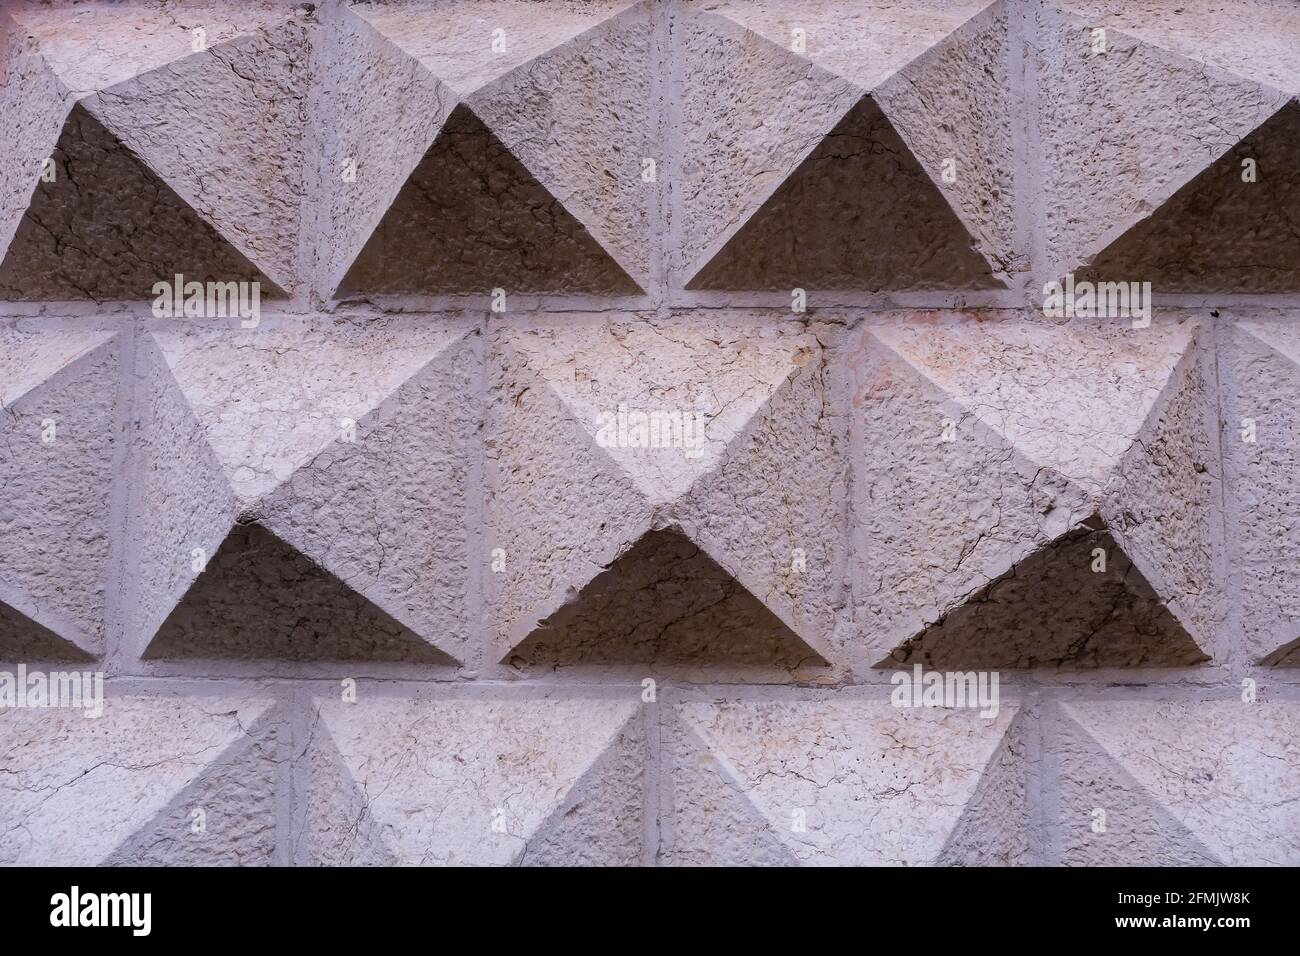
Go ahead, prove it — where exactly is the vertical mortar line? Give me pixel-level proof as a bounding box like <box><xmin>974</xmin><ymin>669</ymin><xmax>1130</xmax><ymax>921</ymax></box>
<box><xmin>464</xmin><ymin>315</ymin><xmax>488</xmax><ymax>676</ymax></box>
<box><xmin>298</xmin><ymin>0</ymin><xmax>334</xmax><ymax>312</ymax></box>
<box><xmin>1210</xmin><ymin>310</ymin><xmax>1239</xmax><ymax>687</ymax></box>
<box><xmin>643</xmin><ymin>686</ymin><xmax>661</xmax><ymax>866</ymax></box>
<box><xmin>286</xmin><ymin>683</ymin><xmax>312</xmax><ymax>866</ymax></box>
<box><xmin>662</xmin><ymin>0</ymin><xmax>687</xmax><ymax>314</ymax></box>
<box><xmin>1004</xmin><ymin>0</ymin><xmax>1033</xmax><ymax>301</ymax></box>
<box><xmin>102</xmin><ymin>307</ymin><xmax>138</xmax><ymax>679</ymax></box>
<box><xmin>1017</xmin><ymin>0</ymin><xmax>1048</xmax><ymax>296</ymax></box>
<box><xmin>646</xmin><ymin>0</ymin><xmax>670</xmax><ymax>314</ymax></box>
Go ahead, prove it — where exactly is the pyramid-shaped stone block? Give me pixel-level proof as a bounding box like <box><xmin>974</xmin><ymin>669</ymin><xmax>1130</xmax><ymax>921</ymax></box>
<box><xmin>486</xmin><ymin>318</ymin><xmax>843</xmax><ymax>673</ymax></box>
<box><xmin>1048</xmin><ymin>701</ymin><xmax>1300</xmax><ymax>866</ymax></box>
<box><xmin>0</xmin><ymin>3</ymin><xmax>314</xmax><ymax>298</ymax></box>
<box><xmin>0</xmin><ymin>329</ymin><xmax>119</xmax><ymax>661</ymax></box>
<box><xmin>0</xmin><ymin>693</ymin><xmax>279</xmax><ymax>866</ymax></box>
<box><xmin>1219</xmin><ymin>320</ymin><xmax>1300</xmax><ymax>665</ymax></box>
<box><xmin>131</xmin><ymin>324</ymin><xmax>476</xmax><ymax>665</ymax></box>
<box><xmin>853</xmin><ymin>314</ymin><xmax>1221</xmax><ymax>668</ymax></box>
<box><xmin>0</xmin><ymin>104</ymin><xmax>276</xmax><ymax>301</ymax></box>
<box><xmin>1036</xmin><ymin>1</ymin><xmax>1294</xmax><ymax>282</ymax></box>
<box><xmin>303</xmin><ymin>696</ymin><xmax>645</xmax><ymax>866</ymax></box>
<box><xmin>664</xmin><ymin>699</ymin><xmax>1027</xmax><ymax>866</ymax></box>
<box><xmin>678</xmin><ymin>0</ymin><xmax>1013</xmax><ymax>289</ymax></box>
<box><xmin>333</xmin><ymin>0</ymin><xmax>653</xmax><ymax>296</ymax></box>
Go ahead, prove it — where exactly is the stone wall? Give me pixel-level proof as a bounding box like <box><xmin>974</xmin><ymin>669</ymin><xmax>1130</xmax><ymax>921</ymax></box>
<box><xmin>1</xmin><ymin>0</ymin><xmax>1297</xmax><ymax>866</ymax></box>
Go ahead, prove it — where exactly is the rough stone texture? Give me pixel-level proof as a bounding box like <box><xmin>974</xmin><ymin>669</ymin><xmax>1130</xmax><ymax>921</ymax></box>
<box><xmin>303</xmin><ymin>695</ymin><xmax>645</xmax><ymax>865</ymax></box>
<box><xmin>0</xmin><ymin>692</ymin><xmax>278</xmax><ymax>866</ymax></box>
<box><xmin>1048</xmin><ymin>700</ymin><xmax>1300</xmax><ymax>866</ymax></box>
<box><xmin>335</xmin><ymin>0</ymin><xmax>654</xmax><ymax>297</ymax></box>
<box><xmin>1</xmin><ymin>0</ymin><xmax>1298</xmax><ymax>868</ymax></box>
<box><xmin>852</xmin><ymin>313</ymin><xmax>1222</xmax><ymax>670</ymax></box>
<box><xmin>677</xmin><ymin>0</ymin><xmax>1011</xmax><ymax>289</ymax></box>
<box><xmin>485</xmin><ymin>316</ymin><xmax>842</xmax><ymax>678</ymax></box>
<box><xmin>1</xmin><ymin>1</ymin><xmax>312</xmax><ymax>298</ymax></box>
<box><xmin>129</xmin><ymin>321</ymin><xmax>474</xmax><ymax>666</ymax></box>
<box><xmin>1220</xmin><ymin>320</ymin><xmax>1300</xmax><ymax>666</ymax></box>
<box><xmin>0</xmin><ymin>328</ymin><xmax>118</xmax><ymax>660</ymax></box>
<box><xmin>1035</xmin><ymin>1</ymin><xmax>1297</xmax><ymax>284</ymax></box>
<box><xmin>663</xmin><ymin>697</ymin><xmax>1027</xmax><ymax>866</ymax></box>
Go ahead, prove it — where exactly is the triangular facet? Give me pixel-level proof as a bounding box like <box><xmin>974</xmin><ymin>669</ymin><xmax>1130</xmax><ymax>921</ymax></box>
<box><xmin>352</xmin><ymin>0</ymin><xmax>639</xmax><ymax>99</ymax></box>
<box><xmin>152</xmin><ymin>326</ymin><xmax>463</xmax><ymax>502</ymax></box>
<box><xmin>517</xmin><ymin>709</ymin><xmax>645</xmax><ymax>866</ymax></box>
<box><xmin>1056</xmin><ymin>0</ymin><xmax>1300</xmax><ymax>97</ymax></box>
<box><xmin>258</xmin><ymin>329</ymin><xmax>475</xmax><ymax>666</ymax></box>
<box><xmin>470</xmin><ymin>3</ymin><xmax>655</xmax><ymax>289</ymax></box>
<box><xmin>676</xmin><ymin>6</ymin><xmax>861</xmax><ymax>277</ymax></box>
<box><xmin>9</xmin><ymin>2</ymin><xmax>290</xmax><ymax>96</ymax></box>
<box><xmin>0</xmin><ymin>14</ymin><xmax>70</xmax><ymax>259</ymax></box>
<box><xmin>524</xmin><ymin>323</ymin><xmax>806</xmax><ymax>504</ymax></box>
<box><xmin>869</xmin><ymin>320</ymin><xmax>1194</xmax><ymax>493</ymax></box>
<box><xmin>663</xmin><ymin>715</ymin><xmax>800</xmax><ymax>867</ymax></box>
<box><xmin>304</xmin><ymin>698</ymin><xmax>640</xmax><ymax>865</ymax></box>
<box><xmin>87</xmin><ymin>17</ymin><xmax>315</xmax><ymax>291</ymax></box>
<box><xmin>506</xmin><ymin>527</ymin><xmax>824</xmax><ymax>668</ymax></box>
<box><xmin>337</xmin><ymin>104</ymin><xmax>639</xmax><ymax>295</ymax></box>
<box><xmin>103</xmin><ymin>708</ymin><xmax>284</xmax><ymax>866</ymax></box>
<box><xmin>0</xmin><ymin>331</ymin><xmax>117</xmax><ymax>656</ymax></box>
<box><xmin>0</xmin><ymin>103</ymin><xmax>276</xmax><ymax>300</ymax></box>
<box><xmin>1061</xmin><ymin>701</ymin><xmax>1300</xmax><ymax>866</ymax></box>
<box><xmin>303</xmin><ymin>716</ymin><xmax>400</xmax><ymax>867</ymax></box>
<box><xmin>937</xmin><ymin>710</ymin><xmax>1030</xmax><ymax>866</ymax></box>
<box><xmin>673</xmin><ymin>700</ymin><xmax>1022</xmax><ymax>865</ymax></box>
<box><xmin>878</xmin><ymin>523</ymin><xmax>1209</xmax><ymax>668</ymax></box>
<box><xmin>1050</xmin><ymin>703</ymin><xmax>1223</xmax><ymax>866</ymax></box>
<box><xmin>1081</xmin><ymin>101</ymin><xmax>1300</xmax><ymax>292</ymax></box>
<box><xmin>688</xmin><ymin>0</ymin><xmax>999</xmax><ymax>93</ymax></box>
<box><xmin>686</xmin><ymin>94</ymin><xmax>999</xmax><ymax>290</ymax></box>
<box><xmin>0</xmin><ymin>600</ymin><xmax>93</xmax><ymax>662</ymax></box>
<box><xmin>0</xmin><ymin>694</ymin><xmax>272</xmax><ymax>866</ymax></box>
<box><xmin>319</xmin><ymin>7</ymin><xmax>456</xmax><ymax>296</ymax></box>
<box><xmin>873</xmin><ymin>0</ymin><xmax>1017</xmax><ymax>272</ymax></box>
<box><xmin>143</xmin><ymin>523</ymin><xmax>455</xmax><ymax>665</ymax></box>
<box><xmin>1221</xmin><ymin>323</ymin><xmax>1300</xmax><ymax>665</ymax></box>
<box><xmin>1036</xmin><ymin>5</ymin><xmax>1289</xmax><ymax>274</ymax></box>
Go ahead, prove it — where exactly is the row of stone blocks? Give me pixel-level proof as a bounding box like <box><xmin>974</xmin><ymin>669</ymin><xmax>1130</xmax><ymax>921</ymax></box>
<box><xmin>2</xmin><ymin>311</ymin><xmax>1299</xmax><ymax>675</ymax></box>
<box><xmin>1</xmin><ymin>0</ymin><xmax>1299</xmax><ymax>300</ymax></box>
<box><xmin>3</xmin><ymin>688</ymin><xmax>1297</xmax><ymax>866</ymax></box>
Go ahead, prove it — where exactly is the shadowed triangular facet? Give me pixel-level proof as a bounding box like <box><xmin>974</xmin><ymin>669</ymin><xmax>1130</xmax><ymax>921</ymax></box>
<box><xmin>687</xmin><ymin>95</ymin><xmax>999</xmax><ymax>291</ymax></box>
<box><xmin>506</xmin><ymin>527</ymin><xmax>823</xmax><ymax>667</ymax></box>
<box><xmin>338</xmin><ymin>104</ymin><xmax>640</xmax><ymax>295</ymax></box>
<box><xmin>0</xmin><ymin>103</ymin><xmax>277</xmax><ymax>300</ymax></box>
<box><xmin>878</xmin><ymin>521</ymin><xmax>1208</xmax><ymax>668</ymax></box>
<box><xmin>144</xmin><ymin>523</ymin><xmax>455</xmax><ymax>665</ymax></box>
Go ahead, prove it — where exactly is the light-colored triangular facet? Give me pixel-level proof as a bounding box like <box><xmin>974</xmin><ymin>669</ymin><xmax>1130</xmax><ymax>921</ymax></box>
<box><xmin>151</xmin><ymin>326</ymin><xmax>465</xmax><ymax>502</ymax></box>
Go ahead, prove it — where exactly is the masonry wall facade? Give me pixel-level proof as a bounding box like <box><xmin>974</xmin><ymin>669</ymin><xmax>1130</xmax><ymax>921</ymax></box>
<box><xmin>0</xmin><ymin>0</ymin><xmax>1298</xmax><ymax>866</ymax></box>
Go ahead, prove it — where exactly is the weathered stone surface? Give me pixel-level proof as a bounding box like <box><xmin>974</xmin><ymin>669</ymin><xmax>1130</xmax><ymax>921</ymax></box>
<box><xmin>664</xmin><ymin>698</ymin><xmax>1027</xmax><ymax>866</ymax></box>
<box><xmin>0</xmin><ymin>104</ymin><xmax>274</xmax><ymax>301</ymax></box>
<box><xmin>303</xmin><ymin>695</ymin><xmax>645</xmax><ymax>866</ymax></box>
<box><xmin>486</xmin><ymin>316</ymin><xmax>842</xmax><ymax>675</ymax></box>
<box><xmin>131</xmin><ymin>323</ymin><xmax>474</xmax><ymax>665</ymax></box>
<box><xmin>1048</xmin><ymin>700</ymin><xmax>1300</xmax><ymax>866</ymax></box>
<box><xmin>678</xmin><ymin>0</ymin><xmax>1009</xmax><ymax>289</ymax></box>
<box><xmin>852</xmin><ymin>314</ymin><xmax>1221</xmax><ymax>669</ymax></box>
<box><xmin>1035</xmin><ymin>1</ymin><xmax>1291</xmax><ymax>280</ymax></box>
<box><xmin>336</xmin><ymin>0</ymin><xmax>653</xmax><ymax>296</ymax></box>
<box><xmin>1</xmin><ymin>1</ymin><xmax>313</xmax><ymax>298</ymax></box>
<box><xmin>0</xmin><ymin>693</ymin><xmax>278</xmax><ymax>866</ymax></box>
<box><xmin>1220</xmin><ymin>320</ymin><xmax>1300</xmax><ymax>665</ymax></box>
<box><xmin>2</xmin><ymin>0</ymin><xmax>1296</xmax><ymax>870</ymax></box>
<box><xmin>0</xmin><ymin>328</ymin><xmax>118</xmax><ymax>660</ymax></box>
